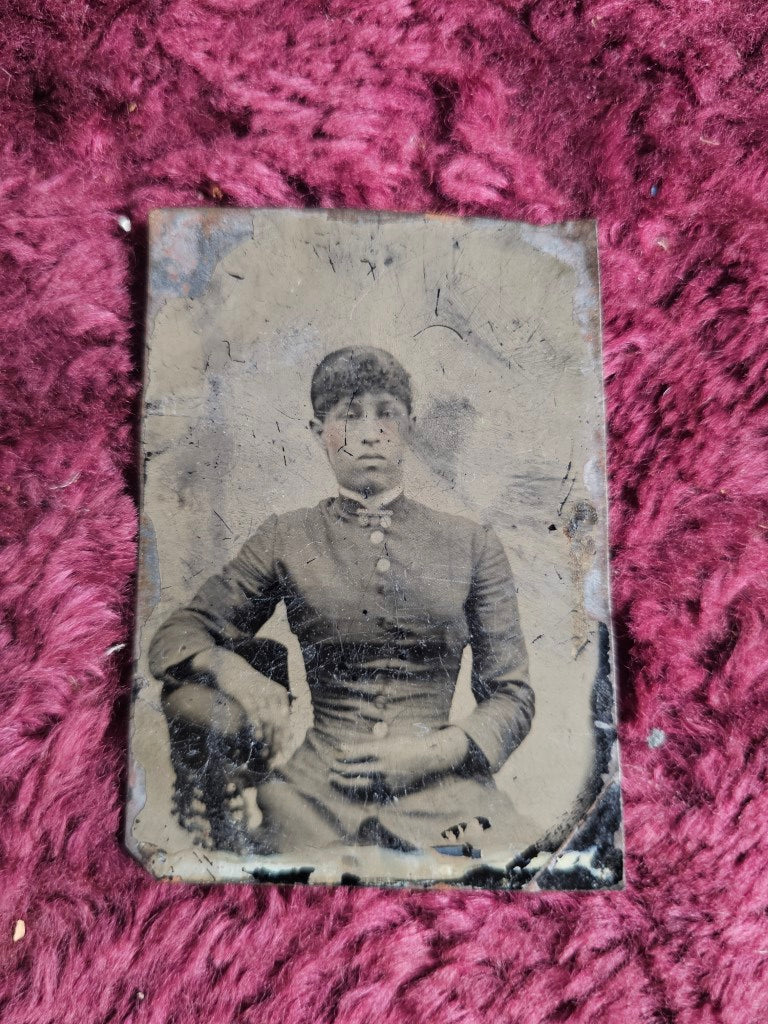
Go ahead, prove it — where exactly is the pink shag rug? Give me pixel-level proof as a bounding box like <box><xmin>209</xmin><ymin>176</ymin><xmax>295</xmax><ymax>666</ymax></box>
<box><xmin>2</xmin><ymin>2</ymin><xmax>768</xmax><ymax>1021</ymax></box>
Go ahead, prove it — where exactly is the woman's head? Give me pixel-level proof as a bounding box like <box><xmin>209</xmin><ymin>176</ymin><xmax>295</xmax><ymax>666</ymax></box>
<box><xmin>310</xmin><ymin>347</ymin><xmax>414</xmax><ymax>497</ymax></box>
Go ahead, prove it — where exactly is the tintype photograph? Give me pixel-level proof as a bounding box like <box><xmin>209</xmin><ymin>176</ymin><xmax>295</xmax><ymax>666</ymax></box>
<box><xmin>127</xmin><ymin>208</ymin><xmax>622</xmax><ymax>890</ymax></box>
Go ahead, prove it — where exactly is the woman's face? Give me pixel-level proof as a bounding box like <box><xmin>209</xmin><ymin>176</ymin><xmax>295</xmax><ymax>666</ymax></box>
<box><xmin>312</xmin><ymin>390</ymin><xmax>412</xmax><ymax>496</ymax></box>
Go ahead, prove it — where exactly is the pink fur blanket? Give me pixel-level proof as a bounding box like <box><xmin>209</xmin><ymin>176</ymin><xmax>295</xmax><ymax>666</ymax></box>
<box><xmin>2</xmin><ymin>1</ymin><xmax>766</xmax><ymax>1021</ymax></box>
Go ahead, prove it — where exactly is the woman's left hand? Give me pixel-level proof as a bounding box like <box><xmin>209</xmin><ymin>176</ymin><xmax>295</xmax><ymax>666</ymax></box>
<box><xmin>329</xmin><ymin>727</ymin><xmax>470</xmax><ymax>796</ymax></box>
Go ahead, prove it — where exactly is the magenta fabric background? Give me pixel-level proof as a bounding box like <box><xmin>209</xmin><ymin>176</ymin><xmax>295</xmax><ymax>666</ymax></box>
<box><xmin>2</xmin><ymin>1</ymin><xmax>767</xmax><ymax>1021</ymax></box>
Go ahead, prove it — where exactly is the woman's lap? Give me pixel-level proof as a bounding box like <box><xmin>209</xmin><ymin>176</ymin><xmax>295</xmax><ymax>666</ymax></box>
<box><xmin>254</xmin><ymin>733</ymin><xmax>533</xmax><ymax>856</ymax></box>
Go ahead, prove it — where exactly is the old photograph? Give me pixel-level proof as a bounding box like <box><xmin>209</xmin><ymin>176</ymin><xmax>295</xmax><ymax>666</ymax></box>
<box><xmin>127</xmin><ymin>208</ymin><xmax>622</xmax><ymax>890</ymax></box>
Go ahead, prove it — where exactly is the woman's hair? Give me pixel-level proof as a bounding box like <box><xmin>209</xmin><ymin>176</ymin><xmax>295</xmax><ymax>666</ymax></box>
<box><xmin>310</xmin><ymin>346</ymin><xmax>412</xmax><ymax>421</ymax></box>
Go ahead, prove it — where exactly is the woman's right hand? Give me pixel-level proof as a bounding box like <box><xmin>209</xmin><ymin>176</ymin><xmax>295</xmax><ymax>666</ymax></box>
<box><xmin>190</xmin><ymin>648</ymin><xmax>291</xmax><ymax>761</ymax></box>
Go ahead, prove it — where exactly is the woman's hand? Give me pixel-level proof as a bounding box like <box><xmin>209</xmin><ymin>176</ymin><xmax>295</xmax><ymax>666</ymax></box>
<box><xmin>190</xmin><ymin>648</ymin><xmax>291</xmax><ymax>762</ymax></box>
<box><xmin>329</xmin><ymin>727</ymin><xmax>470</xmax><ymax>796</ymax></box>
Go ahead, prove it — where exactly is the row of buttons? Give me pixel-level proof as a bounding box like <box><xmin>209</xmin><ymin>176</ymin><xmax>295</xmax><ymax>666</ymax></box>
<box><xmin>372</xmin><ymin>683</ymin><xmax>391</xmax><ymax>734</ymax></box>
<box><xmin>369</xmin><ymin>527</ymin><xmax>391</xmax><ymax>573</ymax></box>
<box><xmin>368</xmin><ymin>522</ymin><xmax>391</xmax><ymax>735</ymax></box>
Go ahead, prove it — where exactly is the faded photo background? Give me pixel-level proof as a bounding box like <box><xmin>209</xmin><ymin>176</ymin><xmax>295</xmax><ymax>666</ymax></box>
<box><xmin>129</xmin><ymin>209</ymin><xmax>615</xmax><ymax>884</ymax></box>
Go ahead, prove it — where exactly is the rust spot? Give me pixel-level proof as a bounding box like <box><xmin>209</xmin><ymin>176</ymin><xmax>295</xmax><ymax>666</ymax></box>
<box><xmin>564</xmin><ymin>499</ymin><xmax>598</xmax><ymax>539</ymax></box>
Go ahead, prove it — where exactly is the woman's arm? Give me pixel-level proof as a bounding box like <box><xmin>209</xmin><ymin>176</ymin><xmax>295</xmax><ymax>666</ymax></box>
<box><xmin>148</xmin><ymin>514</ymin><xmax>290</xmax><ymax>754</ymax></box>
<box><xmin>148</xmin><ymin>514</ymin><xmax>282</xmax><ymax>682</ymax></box>
<box><xmin>457</xmin><ymin>525</ymin><xmax>535</xmax><ymax>774</ymax></box>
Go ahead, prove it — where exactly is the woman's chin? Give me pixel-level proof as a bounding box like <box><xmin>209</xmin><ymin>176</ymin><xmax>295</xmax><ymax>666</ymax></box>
<box><xmin>345</xmin><ymin>470</ymin><xmax>392</xmax><ymax>493</ymax></box>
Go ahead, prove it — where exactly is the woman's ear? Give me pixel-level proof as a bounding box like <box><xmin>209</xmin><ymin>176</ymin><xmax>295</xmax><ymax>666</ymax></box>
<box><xmin>310</xmin><ymin>418</ymin><xmax>324</xmax><ymax>442</ymax></box>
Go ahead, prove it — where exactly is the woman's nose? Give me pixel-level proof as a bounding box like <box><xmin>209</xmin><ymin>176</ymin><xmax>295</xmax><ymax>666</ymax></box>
<box><xmin>358</xmin><ymin>416</ymin><xmax>382</xmax><ymax>444</ymax></box>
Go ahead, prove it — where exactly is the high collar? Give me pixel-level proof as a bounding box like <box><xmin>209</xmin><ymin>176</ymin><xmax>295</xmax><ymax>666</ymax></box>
<box><xmin>338</xmin><ymin>485</ymin><xmax>404</xmax><ymax>511</ymax></box>
<box><xmin>334</xmin><ymin>487</ymin><xmax>406</xmax><ymax>523</ymax></box>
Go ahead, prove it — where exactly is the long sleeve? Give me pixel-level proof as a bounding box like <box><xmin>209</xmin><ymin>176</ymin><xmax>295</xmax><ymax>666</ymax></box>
<box><xmin>147</xmin><ymin>514</ymin><xmax>283</xmax><ymax>682</ymax></box>
<box><xmin>456</xmin><ymin>525</ymin><xmax>534</xmax><ymax>773</ymax></box>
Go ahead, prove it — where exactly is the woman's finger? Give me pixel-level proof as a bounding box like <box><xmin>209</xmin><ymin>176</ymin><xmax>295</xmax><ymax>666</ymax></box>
<box><xmin>338</xmin><ymin>753</ymin><xmax>379</xmax><ymax>765</ymax></box>
<box><xmin>332</xmin><ymin>765</ymin><xmax>383</xmax><ymax>779</ymax></box>
<box><xmin>330</xmin><ymin>771</ymin><xmax>375</xmax><ymax>790</ymax></box>
<box><xmin>248</xmin><ymin>719</ymin><xmax>265</xmax><ymax>743</ymax></box>
<box><xmin>273</xmin><ymin>718</ymin><xmax>291</xmax><ymax>748</ymax></box>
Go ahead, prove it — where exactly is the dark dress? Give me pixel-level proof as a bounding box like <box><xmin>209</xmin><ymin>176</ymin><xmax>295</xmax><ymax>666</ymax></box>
<box><xmin>149</xmin><ymin>493</ymin><xmax>535</xmax><ymax>855</ymax></box>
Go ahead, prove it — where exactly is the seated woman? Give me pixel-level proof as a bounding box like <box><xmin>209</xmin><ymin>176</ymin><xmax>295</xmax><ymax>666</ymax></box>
<box><xmin>148</xmin><ymin>346</ymin><xmax>535</xmax><ymax>857</ymax></box>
